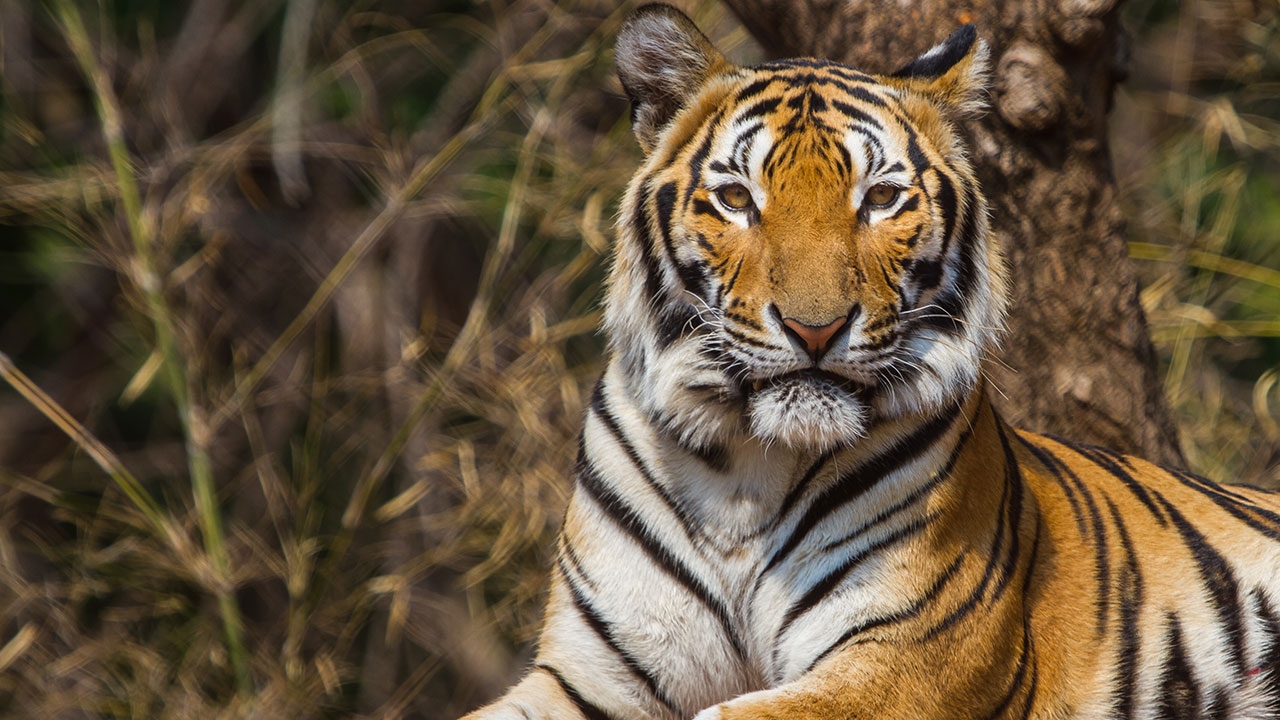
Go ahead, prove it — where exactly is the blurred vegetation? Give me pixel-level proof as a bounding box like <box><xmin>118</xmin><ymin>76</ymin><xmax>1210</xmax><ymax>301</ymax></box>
<box><xmin>0</xmin><ymin>0</ymin><xmax>1275</xmax><ymax>717</ymax></box>
<box><xmin>1116</xmin><ymin>0</ymin><xmax>1280</xmax><ymax>483</ymax></box>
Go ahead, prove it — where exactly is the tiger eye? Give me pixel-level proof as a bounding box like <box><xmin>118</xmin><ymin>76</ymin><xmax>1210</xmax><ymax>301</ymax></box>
<box><xmin>865</xmin><ymin>183</ymin><xmax>901</xmax><ymax>207</ymax></box>
<box><xmin>716</xmin><ymin>183</ymin><xmax>754</xmax><ymax>211</ymax></box>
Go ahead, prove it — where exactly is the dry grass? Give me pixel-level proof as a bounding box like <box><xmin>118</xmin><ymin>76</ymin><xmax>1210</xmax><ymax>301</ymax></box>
<box><xmin>0</xmin><ymin>0</ymin><xmax>1275</xmax><ymax>717</ymax></box>
<box><xmin>1116</xmin><ymin>0</ymin><xmax>1280</xmax><ymax>484</ymax></box>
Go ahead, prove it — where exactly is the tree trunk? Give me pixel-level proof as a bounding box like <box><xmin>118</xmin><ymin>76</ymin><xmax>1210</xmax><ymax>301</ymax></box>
<box><xmin>721</xmin><ymin>0</ymin><xmax>1185</xmax><ymax>467</ymax></box>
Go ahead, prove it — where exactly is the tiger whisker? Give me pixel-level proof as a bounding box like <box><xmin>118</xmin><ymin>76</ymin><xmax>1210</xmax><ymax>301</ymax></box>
<box><xmin>901</xmin><ymin>311</ymin><xmax>1005</xmax><ymax>335</ymax></box>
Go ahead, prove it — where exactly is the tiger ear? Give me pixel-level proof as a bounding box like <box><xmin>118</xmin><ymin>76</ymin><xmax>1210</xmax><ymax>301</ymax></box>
<box><xmin>615</xmin><ymin>3</ymin><xmax>729</xmax><ymax>153</ymax></box>
<box><xmin>889</xmin><ymin>24</ymin><xmax>990</xmax><ymax>116</ymax></box>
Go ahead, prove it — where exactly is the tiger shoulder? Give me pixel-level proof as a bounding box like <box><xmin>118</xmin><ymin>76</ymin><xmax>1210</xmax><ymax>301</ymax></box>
<box><xmin>460</xmin><ymin>4</ymin><xmax>1280</xmax><ymax>719</ymax></box>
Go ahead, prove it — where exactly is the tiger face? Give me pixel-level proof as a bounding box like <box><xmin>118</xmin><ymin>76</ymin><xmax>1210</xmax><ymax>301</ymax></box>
<box><xmin>608</xmin><ymin>7</ymin><xmax>1007</xmax><ymax>453</ymax></box>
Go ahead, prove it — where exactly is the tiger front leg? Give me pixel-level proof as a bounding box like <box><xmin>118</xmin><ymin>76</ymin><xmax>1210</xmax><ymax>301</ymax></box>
<box><xmin>691</xmin><ymin>675</ymin><xmax>870</xmax><ymax>720</ymax></box>
<box><xmin>691</xmin><ymin>635</ymin><xmax>1036</xmax><ymax>720</ymax></box>
<box><xmin>460</xmin><ymin>668</ymin><xmax>595</xmax><ymax>720</ymax></box>
<box><xmin>689</xmin><ymin>650</ymin><xmax>963</xmax><ymax>720</ymax></box>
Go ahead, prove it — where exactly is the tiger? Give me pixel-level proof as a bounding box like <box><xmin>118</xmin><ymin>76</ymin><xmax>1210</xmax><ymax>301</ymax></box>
<box><xmin>460</xmin><ymin>4</ymin><xmax>1280</xmax><ymax>719</ymax></box>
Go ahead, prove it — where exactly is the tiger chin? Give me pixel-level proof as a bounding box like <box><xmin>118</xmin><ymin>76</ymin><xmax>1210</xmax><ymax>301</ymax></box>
<box><xmin>461</xmin><ymin>5</ymin><xmax>1280</xmax><ymax>720</ymax></box>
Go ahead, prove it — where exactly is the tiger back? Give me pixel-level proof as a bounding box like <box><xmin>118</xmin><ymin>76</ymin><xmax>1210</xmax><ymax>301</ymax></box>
<box><xmin>461</xmin><ymin>5</ymin><xmax>1280</xmax><ymax>719</ymax></box>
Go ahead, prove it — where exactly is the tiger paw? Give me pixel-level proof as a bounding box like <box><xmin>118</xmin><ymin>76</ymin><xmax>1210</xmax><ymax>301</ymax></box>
<box><xmin>692</xmin><ymin>706</ymin><xmax>724</xmax><ymax>720</ymax></box>
<box><xmin>692</xmin><ymin>699</ymin><xmax>786</xmax><ymax>720</ymax></box>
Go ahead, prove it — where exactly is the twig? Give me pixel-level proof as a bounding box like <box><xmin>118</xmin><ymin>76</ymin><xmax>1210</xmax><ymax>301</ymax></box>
<box><xmin>0</xmin><ymin>351</ymin><xmax>174</xmax><ymax>543</ymax></box>
<box><xmin>52</xmin><ymin>1</ymin><xmax>251</xmax><ymax>694</ymax></box>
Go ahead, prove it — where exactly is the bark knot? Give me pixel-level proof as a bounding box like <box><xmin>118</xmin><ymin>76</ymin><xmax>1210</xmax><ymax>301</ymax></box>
<box><xmin>994</xmin><ymin>42</ymin><xmax>1068</xmax><ymax>132</ymax></box>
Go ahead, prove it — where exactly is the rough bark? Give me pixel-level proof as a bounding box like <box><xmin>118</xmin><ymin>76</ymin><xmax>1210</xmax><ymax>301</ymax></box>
<box><xmin>722</xmin><ymin>0</ymin><xmax>1185</xmax><ymax>467</ymax></box>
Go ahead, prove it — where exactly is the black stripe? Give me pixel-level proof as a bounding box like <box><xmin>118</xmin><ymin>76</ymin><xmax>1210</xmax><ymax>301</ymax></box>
<box><xmin>1055</xmin><ymin>438</ymin><xmax>1169</xmax><ymax>526</ymax></box>
<box><xmin>589</xmin><ymin>383</ymin><xmax>700</xmax><ymax>542</ymax></box>
<box><xmin>559</xmin><ymin>537</ymin><xmax>597</xmax><ymax>592</ymax></box>
<box><xmin>1016</xmin><ymin>435</ymin><xmax>1112</xmax><ymax>637</ymax></box>
<box><xmin>826</xmin><ymin>65</ymin><xmax>876</xmax><ymax>84</ymax></box>
<box><xmin>983</xmin><ymin>618</ymin><xmax>1035</xmax><ymax>720</ymax></box>
<box><xmin>775</xmin><ymin>515</ymin><xmax>930</xmax><ymax>646</ymax></box>
<box><xmin>905</xmin><ymin>127</ymin><xmax>929</xmax><ymax>173</ymax></box>
<box><xmin>920</xmin><ymin>293</ymin><xmax>964</xmax><ymax>336</ymax></box>
<box><xmin>925</xmin><ymin>483</ymin><xmax>1010</xmax><ymax>638</ymax></box>
<box><xmin>631</xmin><ymin>177</ymin><xmax>667</xmax><ymax>306</ymax></box>
<box><xmin>847</xmin><ymin>84</ymin><xmax>888</xmax><ymax>108</ymax></box>
<box><xmin>1153</xmin><ymin>614</ymin><xmax>1199</xmax><ymax>720</ymax></box>
<box><xmin>1003</xmin><ymin>524</ymin><xmax>1044</xmax><ymax>720</ymax></box>
<box><xmin>804</xmin><ymin>550</ymin><xmax>967</xmax><ymax>675</ymax></box>
<box><xmin>1170</xmin><ymin>468</ymin><xmax>1280</xmax><ymax>541</ymax></box>
<box><xmin>834</xmin><ymin>141</ymin><xmax>853</xmax><ymax>175</ymax></box>
<box><xmin>1151</xmin><ymin>491</ymin><xmax>1249</xmax><ymax>678</ymax></box>
<box><xmin>561</xmin><ymin>565</ymin><xmax>677</xmax><ymax>712</ymax></box>
<box><xmin>736</xmin><ymin>96</ymin><xmax>783</xmax><ymax>121</ymax></box>
<box><xmin>754</xmin><ymin>57</ymin><xmax>832</xmax><ymax>71</ymax></box>
<box><xmin>1204</xmin><ymin>687</ymin><xmax>1229</xmax><ymax>720</ymax></box>
<box><xmin>943</xmin><ymin>419</ymin><xmax>1027</xmax><ymax>625</ymax></box>
<box><xmin>685</xmin><ymin>128</ymin><xmax>716</xmax><ymax>205</ymax></box>
<box><xmin>821</xmin><ymin>421</ymin><xmax>974</xmax><ymax>554</ymax></box>
<box><xmin>829</xmin><ymin>99</ymin><xmax>885</xmax><ymax>130</ymax></box>
<box><xmin>1170</xmin><ymin>469</ymin><xmax>1261</xmax><ymax>504</ymax></box>
<box><xmin>934</xmin><ymin>171</ymin><xmax>958</xmax><ymax>252</ymax></box>
<box><xmin>1015</xmin><ymin>435</ymin><xmax>1089</xmax><ymax>539</ymax></box>
<box><xmin>723</xmin><ymin>310</ymin><xmax>762</xmax><ymax>331</ymax></box>
<box><xmin>725</xmin><ymin>325</ymin><xmax>778</xmax><ymax>350</ymax></box>
<box><xmin>1256</xmin><ymin>591</ymin><xmax>1280</xmax><ymax>717</ymax></box>
<box><xmin>908</xmin><ymin>258</ymin><xmax>943</xmax><ymax>292</ymax></box>
<box><xmin>733</xmin><ymin>77</ymin><xmax>774</xmax><ymax>104</ymax></box>
<box><xmin>877</xmin><ymin>262</ymin><xmax>896</xmax><ymax>290</ymax></box>
<box><xmin>729</xmin><ymin>125</ymin><xmax>762</xmax><ymax>173</ymax></box>
<box><xmin>932</xmin><ymin>188</ymin><xmax>979</xmax><ymax>337</ymax></box>
<box><xmin>762</xmin><ymin>399</ymin><xmax>964</xmax><ymax>574</ymax></box>
<box><xmin>654</xmin><ymin>305</ymin><xmax>697</xmax><ymax>350</ymax></box>
<box><xmin>902</xmin><ymin>224</ymin><xmax>923</xmax><ymax>249</ymax></box>
<box><xmin>577</xmin><ymin>456</ymin><xmax>748</xmax><ymax>661</ymax></box>
<box><xmin>990</xmin><ymin>422</ymin><xmax>1026</xmax><ymax>602</ymax></box>
<box><xmin>1104</xmin><ymin>494</ymin><xmax>1145</xmax><ymax>720</ymax></box>
<box><xmin>755</xmin><ymin>58</ymin><xmax>874</xmax><ymax>85</ymax></box>
<box><xmin>691</xmin><ymin>197</ymin><xmax>726</xmax><ymax>223</ymax></box>
<box><xmin>761</xmin><ymin>139</ymin><xmax>787</xmax><ymax>180</ymax></box>
<box><xmin>654</xmin><ymin>181</ymin><xmax>706</xmax><ymax>296</ymax></box>
<box><xmin>1017</xmin><ymin>661</ymin><xmax>1041</xmax><ymax>720</ymax></box>
<box><xmin>536</xmin><ymin>664</ymin><xmax>615</xmax><ymax>720</ymax></box>
<box><xmin>770</xmin><ymin>448</ymin><xmax>839</xmax><ymax>530</ymax></box>
<box><xmin>685</xmin><ymin>439</ymin><xmax>729</xmax><ymax>473</ymax></box>
<box><xmin>890</xmin><ymin>193</ymin><xmax>920</xmax><ymax>219</ymax></box>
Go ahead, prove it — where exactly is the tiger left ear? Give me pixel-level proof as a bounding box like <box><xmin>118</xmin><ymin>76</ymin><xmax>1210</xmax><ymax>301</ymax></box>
<box><xmin>615</xmin><ymin>4</ymin><xmax>730</xmax><ymax>153</ymax></box>
<box><xmin>889</xmin><ymin>24</ymin><xmax>990</xmax><ymax>116</ymax></box>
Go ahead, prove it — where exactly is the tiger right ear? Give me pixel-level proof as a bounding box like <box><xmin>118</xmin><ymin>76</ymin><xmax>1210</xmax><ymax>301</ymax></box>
<box><xmin>615</xmin><ymin>4</ymin><xmax>729</xmax><ymax>153</ymax></box>
<box><xmin>889</xmin><ymin>24</ymin><xmax>990</xmax><ymax>117</ymax></box>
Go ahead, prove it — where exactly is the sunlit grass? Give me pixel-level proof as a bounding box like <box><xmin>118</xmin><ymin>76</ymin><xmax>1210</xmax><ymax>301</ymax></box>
<box><xmin>1116</xmin><ymin>0</ymin><xmax>1280</xmax><ymax>483</ymax></box>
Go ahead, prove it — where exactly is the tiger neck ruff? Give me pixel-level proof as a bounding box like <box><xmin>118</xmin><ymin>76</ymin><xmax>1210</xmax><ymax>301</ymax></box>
<box><xmin>462</xmin><ymin>5</ymin><xmax>1280</xmax><ymax>720</ymax></box>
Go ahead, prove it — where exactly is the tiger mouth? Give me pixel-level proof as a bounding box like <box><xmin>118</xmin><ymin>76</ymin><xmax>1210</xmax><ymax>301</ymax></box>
<box><xmin>746</xmin><ymin>368</ymin><xmax>868</xmax><ymax>397</ymax></box>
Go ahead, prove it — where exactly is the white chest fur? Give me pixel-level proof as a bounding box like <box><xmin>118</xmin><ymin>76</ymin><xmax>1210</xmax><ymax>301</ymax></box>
<box><xmin>555</xmin><ymin>371</ymin><xmax>958</xmax><ymax>715</ymax></box>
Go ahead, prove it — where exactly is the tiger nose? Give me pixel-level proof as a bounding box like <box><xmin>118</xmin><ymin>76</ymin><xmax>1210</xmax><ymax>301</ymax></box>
<box><xmin>781</xmin><ymin>316</ymin><xmax>848</xmax><ymax>361</ymax></box>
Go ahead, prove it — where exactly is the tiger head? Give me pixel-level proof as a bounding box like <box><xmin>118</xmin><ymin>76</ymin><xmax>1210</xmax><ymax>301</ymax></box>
<box><xmin>607</xmin><ymin>4</ymin><xmax>1007</xmax><ymax>454</ymax></box>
